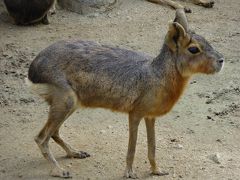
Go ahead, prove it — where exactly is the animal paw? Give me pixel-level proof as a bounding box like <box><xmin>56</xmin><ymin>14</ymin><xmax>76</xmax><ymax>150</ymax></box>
<box><xmin>67</xmin><ymin>151</ymin><xmax>90</xmax><ymax>159</ymax></box>
<box><xmin>49</xmin><ymin>10</ymin><xmax>56</xmax><ymax>15</ymax></box>
<box><xmin>151</xmin><ymin>167</ymin><xmax>169</xmax><ymax>176</ymax></box>
<box><xmin>124</xmin><ymin>169</ymin><xmax>138</xmax><ymax>179</ymax></box>
<box><xmin>201</xmin><ymin>1</ymin><xmax>214</xmax><ymax>8</ymax></box>
<box><xmin>50</xmin><ymin>167</ymin><xmax>72</xmax><ymax>178</ymax></box>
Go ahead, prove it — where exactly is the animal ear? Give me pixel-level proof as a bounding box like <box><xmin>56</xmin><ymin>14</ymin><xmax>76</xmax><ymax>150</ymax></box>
<box><xmin>174</xmin><ymin>9</ymin><xmax>189</xmax><ymax>32</ymax></box>
<box><xmin>165</xmin><ymin>22</ymin><xmax>188</xmax><ymax>52</ymax></box>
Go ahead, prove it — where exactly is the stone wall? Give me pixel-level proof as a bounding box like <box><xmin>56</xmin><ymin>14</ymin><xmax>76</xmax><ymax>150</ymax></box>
<box><xmin>58</xmin><ymin>0</ymin><xmax>118</xmax><ymax>14</ymax></box>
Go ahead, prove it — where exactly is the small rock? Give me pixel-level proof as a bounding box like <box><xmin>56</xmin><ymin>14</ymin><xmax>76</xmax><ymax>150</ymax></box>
<box><xmin>126</xmin><ymin>16</ymin><xmax>131</xmax><ymax>21</ymax></box>
<box><xmin>208</xmin><ymin>153</ymin><xmax>221</xmax><ymax>164</ymax></box>
<box><xmin>7</xmin><ymin>54</ymin><xmax>13</xmax><ymax>59</ymax></box>
<box><xmin>174</xmin><ymin>144</ymin><xmax>183</xmax><ymax>149</ymax></box>
<box><xmin>170</xmin><ymin>138</ymin><xmax>178</xmax><ymax>142</ymax></box>
<box><xmin>176</xmin><ymin>144</ymin><xmax>183</xmax><ymax>149</ymax></box>
<box><xmin>107</xmin><ymin>14</ymin><xmax>112</xmax><ymax>18</ymax></box>
<box><xmin>100</xmin><ymin>130</ymin><xmax>106</xmax><ymax>134</ymax></box>
<box><xmin>2</xmin><ymin>52</ymin><xmax>8</xmax><ymax>57</ymax></box>
<box><xmin>67</xmin><ymin>164</ymin><xmax>72</xmax><ymax>168</ymax></box>
<box><xmin>207</xmin><ymin>116</ymin><xmax>215</xmax><ymax>121</ymax></box>
<box><xmin>18</xmin><ymin>174</ymin><xmax>23</xmax><ymax>178</ymax></box>
<box><xmin>107</xmin><ymin>125</ymin><xmax>112</xmax><ymax>129</ymax></box>
<box><xmin>208</xmin><ymin>108</ymin><xmax>212</xmax><ymax>112</ymax></box>
<box><xmin>205</xmin><ymin>100</ymin><xmax>211</xmax><ymax>104</ymax></box>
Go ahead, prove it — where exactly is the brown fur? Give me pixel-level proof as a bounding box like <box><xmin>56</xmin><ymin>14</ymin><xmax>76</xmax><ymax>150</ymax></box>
<box><xmin>27</xmin><ymin>9</ymin><xmax>224</xmax><ymax>178</ymax></box>
<box><xmin>146</xmin><ymin>0</ymin><xmax>214</xmax><ymax>13</ymax></box>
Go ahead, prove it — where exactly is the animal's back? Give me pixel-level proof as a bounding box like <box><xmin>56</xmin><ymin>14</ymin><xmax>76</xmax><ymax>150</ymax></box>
<box><xmin>28</xmin><ymin>40</ymin><xmax>154</xmax><ymax>111</ymax></box>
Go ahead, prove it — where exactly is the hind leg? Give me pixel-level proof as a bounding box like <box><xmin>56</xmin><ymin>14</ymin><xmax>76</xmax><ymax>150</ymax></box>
<box><xmin>52</xmin><ymin>130</ymin><xmax>90</xmax><ymax>159</ymax></box>
<box><xmin>50</xmin><ymin>90</ymin><xmax>90</xmax><ymax>159</ymax></box>
<box><xmin>42</xmin><ymin>14</ymin><xmax>49</xmax><ymax>25</ymax></box>
<box><xmin>49</xmin><ymin>0</ymin><xmax>57</xmax><ymax>15</ymax></box>
<box><xmin>35</xmin><ymin>89</ymin><xmax>78</xmax><ymax>178</ymax></box>
<box><xmin>146</xmin><ymin>0</ymin><xmax>192</xmax><ymax>13</ymax></box>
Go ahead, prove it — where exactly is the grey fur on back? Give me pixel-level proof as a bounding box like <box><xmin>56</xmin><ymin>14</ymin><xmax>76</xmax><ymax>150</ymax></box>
<box><xmin>29</xmin><ymin>40</ymin><xmax>168</xmax><ymax>112</ymax></box>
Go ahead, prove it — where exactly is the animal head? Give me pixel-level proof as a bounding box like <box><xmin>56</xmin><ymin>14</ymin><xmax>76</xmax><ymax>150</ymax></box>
<box><xmin>165</xmin><ymin>9</ymin><xmax>224</xmax><ymax>77</ymax></box>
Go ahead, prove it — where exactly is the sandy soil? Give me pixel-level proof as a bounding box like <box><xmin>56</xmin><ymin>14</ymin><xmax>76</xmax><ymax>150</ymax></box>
<box><xmin>0</xmin><ymin>0</ymin><xmax>240</xmax><ymax>179</ymax></box>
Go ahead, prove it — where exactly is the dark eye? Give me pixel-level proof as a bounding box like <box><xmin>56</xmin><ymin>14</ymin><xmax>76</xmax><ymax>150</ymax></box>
<box><xmin>188</xmin><ymin>47</ymin><xmax>200</xmax><ymax>54</ymax></box>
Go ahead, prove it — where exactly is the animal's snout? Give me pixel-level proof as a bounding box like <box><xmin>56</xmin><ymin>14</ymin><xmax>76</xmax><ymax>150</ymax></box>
<box><xmin>215</xmin><ymin>57</ymin><xmax>224</xmax><ymax>73</ymax></box>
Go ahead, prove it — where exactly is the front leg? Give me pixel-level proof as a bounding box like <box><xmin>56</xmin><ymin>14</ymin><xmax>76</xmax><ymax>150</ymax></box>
<box><xmin>124</xmin><ymin>113</ymin><xmax>142</xmax><ymax>179</ymax></box>
<box><xmin>145</xmin><ymin>117</ymin><xmax>169</xmax><ymax>176</ymax></box>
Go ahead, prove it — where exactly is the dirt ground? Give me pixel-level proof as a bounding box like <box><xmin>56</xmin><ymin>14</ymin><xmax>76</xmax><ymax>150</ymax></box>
<box><xmin>0</xmin><ymin>0</ymin><xmax>240</xmax><ymax>179</ymax></box>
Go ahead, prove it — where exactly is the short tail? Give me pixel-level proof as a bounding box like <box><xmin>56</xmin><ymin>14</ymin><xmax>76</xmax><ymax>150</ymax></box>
<box><xmin>25</xmin><ymin>78</ymin><xmax>53</xmax><ymax>102</ymax></box>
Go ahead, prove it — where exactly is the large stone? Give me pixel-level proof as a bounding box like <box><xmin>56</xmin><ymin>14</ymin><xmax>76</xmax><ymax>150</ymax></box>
<box><xmin>58</xmin><ymin>0</ymin><xmax>118</xmax><ymax>14</ymax></box>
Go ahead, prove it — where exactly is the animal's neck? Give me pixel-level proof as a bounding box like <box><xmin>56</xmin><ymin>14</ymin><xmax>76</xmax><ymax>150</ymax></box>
<box><xmin>151</xmin><ymin>44</ymin><xmax>190</xmax><ymax>101</ymax></box>
<box><xmin>151</xmin><ymin>44</ymin><xmax>176</xmax><ymax>73</ymax></box>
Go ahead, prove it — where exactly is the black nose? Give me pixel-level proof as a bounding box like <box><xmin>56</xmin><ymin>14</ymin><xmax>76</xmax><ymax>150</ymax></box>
<box><xmin>218</xmin><ymin>59</ymin><xmax>224</xmax><ymax>64</ymax></box>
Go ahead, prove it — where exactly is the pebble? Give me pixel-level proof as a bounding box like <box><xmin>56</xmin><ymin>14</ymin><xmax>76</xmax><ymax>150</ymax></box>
<box><xmin>2</xmin><ymin>52</ymin><xmax>8</xmax><ymax>57</ymax></box>
<box><xmin>205</xmin><ymin>100</ymin><xmax>211</xmax><ymax>104</ymax></box>
<box><xmin>107</xmin><ymin>125</ymin><xmax>112</xmax><ymax>129</ymax></box>
<box><xmin>100</xmin><ymin>130</ymin><xmax>106</xmax><ymax>134</ymax></box>
<box><xmin>207</xmin><ymin>116</ymin><xmax>212</xmax><ymax>120</ymax></box>
<box><xmin>177</xmin><ymin>144</ymin><xmax>183</xmax><ymax>149</ymax></box>
<box><xmin>209</xmin><ymin>153</ymin><xmax>221</xmax><ymax>164</ymax></box>
<box><xmin>174</xmin><ymin>144</ymin><xmax>183</xmax><ymax>149</ymax></box>
<box><xmin>67</xmin><ymin>164</ymin><xmax>72</xmax><ymax>168</ymax></box>
<box><xmin>170</xmin><ymin>138</ymin><xmax>178</xmax><ymax>142</ymax></box>
<box><xmin>18</xmin><ymin>174</ymin><xmax>23</xmax><ymax>178</ymax></box>
<box><xmin>207</xmin><ymin>116</ymin><xmax>214</xmax><ymax>121</ymax></box>
<box><xmin>126</xmin><ymin>16</ymin><xmax>131</xmax><ymax>21</ymax></box>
